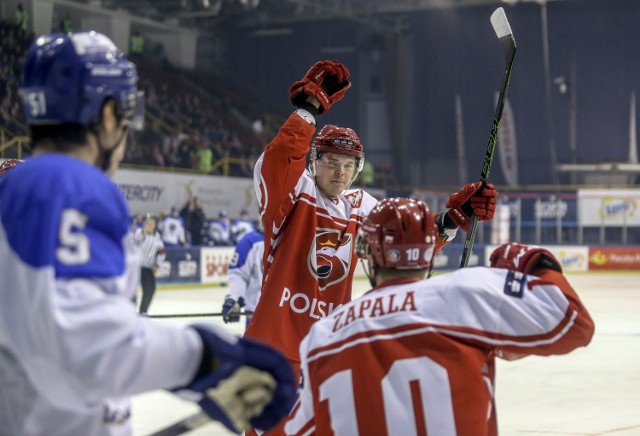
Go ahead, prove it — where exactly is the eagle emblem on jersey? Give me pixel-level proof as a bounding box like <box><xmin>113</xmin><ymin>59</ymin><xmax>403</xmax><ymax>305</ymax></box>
<box><xmin>308</xmin><ymin>228</ymin><xmax>352</xmax><ymax>291</ymax></box>
<box><xmin>344</xmin><ymin>190</ymin><xmax>363</xmax><ymax>208</ymax></box>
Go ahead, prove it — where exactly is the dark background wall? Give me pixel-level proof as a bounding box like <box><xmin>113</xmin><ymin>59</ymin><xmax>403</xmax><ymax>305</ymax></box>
<box><xmin>220</xmin><ymin>0</ymin><xmax>640</xmax><ymax>187</ymax></box>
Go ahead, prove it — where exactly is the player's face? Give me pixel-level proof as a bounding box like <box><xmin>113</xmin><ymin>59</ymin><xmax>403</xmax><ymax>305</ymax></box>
<box><xmin>144</xmin><ymin>218</ymin><xmax>156</xmax><ymax>233</ymax></box>
<box><xmin>315</xmin><ymin>152</ymin><xmax>357</xmax><ymax>198</ymax></box>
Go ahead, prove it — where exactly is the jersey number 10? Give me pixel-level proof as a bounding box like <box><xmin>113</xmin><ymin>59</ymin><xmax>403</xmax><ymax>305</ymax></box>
<box><xmin>319</xmin><ymin>357</ymin><xmax>456</xmax><ymax>435</ymax></box>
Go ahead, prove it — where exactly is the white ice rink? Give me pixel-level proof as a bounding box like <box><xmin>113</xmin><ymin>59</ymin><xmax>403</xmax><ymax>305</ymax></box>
<box><xmin>133</xmin><ymin>272</ymin><xmax>640</xmax><ymax>436</ymax></box>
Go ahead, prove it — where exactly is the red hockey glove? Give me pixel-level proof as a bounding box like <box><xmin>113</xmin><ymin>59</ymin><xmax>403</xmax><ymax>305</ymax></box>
<box><xmin>289</xmin><ymin>60</ymin><xmax>351</xmax><ymax>114</ymax></box>
<box><xmin>445</xmin><ymin>182</ymin><xmax>498</xmax><ymax>232</ymax></box>
<box><xmin>490</xmin><ymin>243</ymin><xmax>562</xmax><ymax>274</ymax></box>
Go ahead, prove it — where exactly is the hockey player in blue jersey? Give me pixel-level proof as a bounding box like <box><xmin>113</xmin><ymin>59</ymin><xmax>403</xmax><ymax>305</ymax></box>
<box><xmin>231</xmin><ymin>208</ymin><xmax>256</xmax><ymax>244</ymax></box>
<box><xmin>0</xmin><ymin>31</ymin><xmax>295</xmax><ymax>435</ymax></box>
<box><xmin>223</xmin><ymin>225</ymin><xmax>265</xmax><ymax>330</ymax></box>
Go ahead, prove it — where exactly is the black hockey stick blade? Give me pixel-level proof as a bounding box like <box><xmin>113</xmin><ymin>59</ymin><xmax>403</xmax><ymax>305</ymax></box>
<box><xmin>148</xmin><ymin>410</ymin><xmax>210</xmax><ymax>436</ymax></box>
<box><xmin>459</xmin><ymin>7</ymin><xmax>517</xmax><ymax>268</ymax></box>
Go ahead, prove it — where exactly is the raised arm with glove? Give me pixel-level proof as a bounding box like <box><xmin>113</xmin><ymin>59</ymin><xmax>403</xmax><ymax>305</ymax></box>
<box><xmin>289</xmin><ymin>60</ymin><xmax>351</xmax><ymax>116</ymax></box>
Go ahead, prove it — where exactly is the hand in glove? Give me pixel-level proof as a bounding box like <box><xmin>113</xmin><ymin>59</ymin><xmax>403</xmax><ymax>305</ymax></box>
<box><xmin>445</xmin><ymin>182</ymin><xmax>498</xmax><ymax>232</ymax></box>
<box><xmin>289</xmin><ymin>60</ymin><xmax>351</xmax><ymax>114</ymax></box>
<box><xmin>490</xmin><ymin>243</ymin><xmax>562</xmax><ymax>274</ymax></box>
<box><xmin>174</xmin><ymin>325</ymin><xmax>296</xmax><ymax>434</ymax></box>
<box><xmin>222</xmin><ymin>296</ymin><xmax>245</xmax><ymax>324</ymax></box>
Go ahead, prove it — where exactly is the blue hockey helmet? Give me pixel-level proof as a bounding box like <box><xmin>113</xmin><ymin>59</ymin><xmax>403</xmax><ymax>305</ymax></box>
<box><xmin>20</xmin><ymin>31</ymin><xmax>144</xmax><ymax>130</ymax></box>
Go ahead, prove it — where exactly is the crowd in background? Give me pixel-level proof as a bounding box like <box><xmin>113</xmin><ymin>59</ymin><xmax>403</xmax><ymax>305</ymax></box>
<box><xmin>0</xmin><ymin>15</ymin><xmax>393</xmax><ymax>187</ymax></box>
<box><xmin>131</xmin><ymin>202</ymin><xmax>258</xmax><ymax>248</ymax></box>
<box><xmin>0</xmin><ymin>19</ymin><xmax>33</xmax><ymax>140</ymax></box>
<box><xmin>0</xmin><ymin>16</ymin><xmax>268</xmax><ymax>178</ymax></box>
<box><xmin>124</xmin><ymin>57</ymin><xmax>266</xmax><ymax>178</ymax></box>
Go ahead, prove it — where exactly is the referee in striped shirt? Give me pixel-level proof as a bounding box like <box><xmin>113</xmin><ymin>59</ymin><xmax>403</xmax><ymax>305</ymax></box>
<box><xmin>134</xmin><ymin>215</ymin><xmax>165</xmax><ymax>315</ymax></box>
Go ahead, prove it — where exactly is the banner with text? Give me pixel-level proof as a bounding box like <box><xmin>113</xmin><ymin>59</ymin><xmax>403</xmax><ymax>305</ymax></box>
<box><xmin>578</xmin><ymin>189</ymin><xmax>640</xmax><ymax>227</ymax></box>
<box><xmin>114</xmin><ymin>169</ymin><xmax>258</xmax><ymax>218</ymax></box>
<box><xmin>156</xmin><ymin>247</ymin><xmax>201</xmax><ymax>283</ymax></box>
<box><xmin>200</xmin><ymin>247</ymin><xmax>236</xmax><ymax>285</ymax></box>
<box><xmin>588</xmin><ymin>247</ymin><xmax>640</xmax><ymax>270</ymax></box>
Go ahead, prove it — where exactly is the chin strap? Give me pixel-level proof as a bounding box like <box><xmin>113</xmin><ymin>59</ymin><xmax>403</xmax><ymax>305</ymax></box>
<box><xmin>360</xmin><ymin>257</ymin><xmax>379</xmax><ymax>288</ymax></box>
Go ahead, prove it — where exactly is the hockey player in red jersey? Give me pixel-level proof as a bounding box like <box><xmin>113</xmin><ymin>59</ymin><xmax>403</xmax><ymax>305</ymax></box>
<box><xmin>246</xmin><ymin>59</ymin><xmax>499</xmax><ymax>386</ymax></box>
<box><xmin>285</xmin><ymin>197</ymin><xmax>594</xmax><ymax>436</ymax></box>
<box><xmin>246</xmin><ymin>58</ymin><xmax>501</xmax><ymax>398</ymax></box>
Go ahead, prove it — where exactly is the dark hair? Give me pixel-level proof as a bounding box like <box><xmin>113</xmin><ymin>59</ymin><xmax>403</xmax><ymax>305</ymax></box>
<box><xmin>30</xmin><ymin>124</ymin><xmax>91</xmax><ymax>153</ymax></box>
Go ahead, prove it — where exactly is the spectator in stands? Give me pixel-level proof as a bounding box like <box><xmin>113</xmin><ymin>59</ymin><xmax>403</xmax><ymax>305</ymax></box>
<box><xmin>180</xmin><ymin>195</ymin><xmax>207</xmax><ymax>246</ymax></box>
<box><xmin>208</xmin><ymin>210</ymin><xmax>233</xmax><ymax>246</ymax></box>
<box><xmin>59</xmin><ymin>13</ymin><xmax>73</xmax><ymax>33</ymax></box>
<box><xmin>176</xmin><ymin>137</ymin><xmax>195</xmax><ymax>169</ymax></box>
<box><xmin>161</xmin><ymin>207</ymin><xmax>186</xmax><ymax>246</ymax></box>
<box><xmin>15</xmin><ymin>3</ymin><xmax>28</xmax><ymax>32</ymax></box>
<box><xmin>0</xmin><ymin>19</ymin><xmax>33</xmax><ymax>139</ymax></box>
<box><xmin>131</xmin><ymin>212</ymin><xmax>145</xmax><ymax>231</ymax></box>
<box><xmin>130</xmin><ymin>31</ymin><xmax>144</xmax><ymax>57</ymax></box>
<box><xmin>196</xmin><ymin>137</ymin><xmax>212</xmax><ymax>174</ymax></box>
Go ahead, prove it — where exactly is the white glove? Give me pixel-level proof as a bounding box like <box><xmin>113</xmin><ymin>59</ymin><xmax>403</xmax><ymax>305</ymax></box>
<box><xmin>206</xmin><ymin>366</ymin><xmax>276</xmax><ymax>432</ymax></box>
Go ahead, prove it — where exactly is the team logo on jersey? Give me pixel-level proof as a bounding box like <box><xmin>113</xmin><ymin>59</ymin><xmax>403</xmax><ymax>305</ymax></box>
<box><xmin>308</xmin><ymin>227</ymin><xmax>352</xmax><ymax>291</ymax></box>
<box><xmin>344</xmin><ymin>190</ymin><xmax>363</xmax><ymax>208</ymax></box>
<box><xmin>319</xmin><ymin>239</ymin><xmax>337</xmax><ymax>247</ymax></box>
<box><xmin>503</xmin><ymin>270</ymin><xmax>526</xmax><ymax>298</ymax></box>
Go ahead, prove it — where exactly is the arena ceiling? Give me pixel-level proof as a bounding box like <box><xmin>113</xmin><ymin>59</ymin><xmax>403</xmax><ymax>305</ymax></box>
<box><xmin>74</xmin><ymin>0</ymin><xmax>528</xmax><ymax>32</ymax></box>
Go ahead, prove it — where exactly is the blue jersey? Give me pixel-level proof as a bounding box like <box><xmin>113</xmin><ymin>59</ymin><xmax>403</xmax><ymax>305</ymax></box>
<box><xmin>227</xmin><ymin>230</ymin><xmax>264</xmax><ymax>311</ymax></box>
<box><xmin>2</xmin><ymin>155</ymin><xmax>133</xmax><ymax>281</ymax></box>
<box><xmin>0</xmin><ymin>155</ymin><xmax>202</xmax><ymax>435</ymax></box>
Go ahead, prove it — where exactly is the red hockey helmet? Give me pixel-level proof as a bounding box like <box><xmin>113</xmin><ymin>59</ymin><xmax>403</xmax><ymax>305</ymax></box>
<box><xmin>357</xmin><ymin>198</ymin><xmax>438</xmax><ymax>270</ymax></box>
<box><xmin>0</xmin><ymin>159</ymin><xmax>24</xmax><ymax>177</ymax></box>
<box><xmin>311</xmin><ymin>124</ymin><xmax>364</xmax><ymax>166</ymax></box>
<box><xmin>312</xmin><ymin>125</ymin><xmax>363</xmax><ymax>158</ymax></box>
<box><xmin>310</xmin><ymin>124</ymin><xmax>365</xmax><ymax>183</ymax></box>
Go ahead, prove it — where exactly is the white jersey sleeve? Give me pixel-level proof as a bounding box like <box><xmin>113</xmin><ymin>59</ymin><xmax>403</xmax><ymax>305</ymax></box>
<box><xmin>227</xmin><ymin>230</ymin><xmax>265</xmax><ymax>311</ymax></box>
<box><xmin>0</xmin><ymin>156</ymin><xmax>202</xmax><ymax>435</ymax></box>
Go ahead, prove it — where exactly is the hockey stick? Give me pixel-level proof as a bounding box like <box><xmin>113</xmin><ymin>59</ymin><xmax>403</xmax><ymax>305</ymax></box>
<box><xmin>148</xmin><ymin>411</ymin><xmax>210</xmax><ymax>436</ymax></box>
<box><xmin>459</xmin><ymin>7</ymin><xmax>516</xmax><ymax>268</ymax></box>
<box><xmin>150</xmin><ymin>312</ymin><xmax>250</xmax><ymax>319</ymax></box>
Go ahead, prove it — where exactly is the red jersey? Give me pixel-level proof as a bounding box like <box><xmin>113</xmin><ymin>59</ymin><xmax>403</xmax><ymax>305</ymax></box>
<box><xmin>245</xmin><ymin>112</ymin><xmax>379</xmax><ymax>364</ymax></box>
<box><xmin>285</xmin><ymin>267</ymin><xmax>594</xmax><ymax>436</ymax></box>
